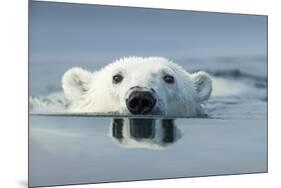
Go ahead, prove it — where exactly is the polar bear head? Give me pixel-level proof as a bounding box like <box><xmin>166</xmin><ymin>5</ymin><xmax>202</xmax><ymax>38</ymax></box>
<box><xmin>62</xmin><ymin>57</ymin><xmax>212</xmax><ymax>116</ymax></box>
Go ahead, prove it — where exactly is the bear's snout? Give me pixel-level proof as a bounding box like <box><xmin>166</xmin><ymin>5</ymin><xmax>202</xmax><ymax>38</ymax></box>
<box><xmin>126</xmin><ymin>88</ymin><xmax>156</xmax><ymax>115</ymax></box>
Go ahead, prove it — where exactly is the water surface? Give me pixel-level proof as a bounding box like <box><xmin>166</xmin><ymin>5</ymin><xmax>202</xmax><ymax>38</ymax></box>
<box><xmin>29</xmin><ymin>1</ymin><xmax>267</xmax><ymax>187</ymax></box>
<box><xmin>29</xmin><ymin>113</ymin><xmax>267</xmax><ymax>187</ymax></box>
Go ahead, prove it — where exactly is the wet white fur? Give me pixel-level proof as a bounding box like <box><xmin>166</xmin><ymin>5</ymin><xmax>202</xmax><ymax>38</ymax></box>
<box><xmin>62</xmin><ymin>57</ymin><xmax>212</xmax><ymax>116</ymax></box>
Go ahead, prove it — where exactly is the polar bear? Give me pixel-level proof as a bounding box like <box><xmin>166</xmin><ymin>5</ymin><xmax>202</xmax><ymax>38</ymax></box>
<box><xmin>30</xmin><ymin>56</ymin><xmax>212</xmax><ymax>116</ymax></box>
<box><xmin>61</xmin><ymin>56</ymin><xmax>212</xmax><ymax>116</ymax></box>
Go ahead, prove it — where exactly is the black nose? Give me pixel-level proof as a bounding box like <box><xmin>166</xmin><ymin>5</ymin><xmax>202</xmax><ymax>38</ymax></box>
<box><xmin>126</xmin><ymin>91</ymin><xmax>156</xmax><ymax>114</ymax></box>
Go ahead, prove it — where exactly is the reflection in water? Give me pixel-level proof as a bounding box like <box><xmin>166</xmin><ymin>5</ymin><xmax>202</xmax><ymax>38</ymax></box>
<box><xmin>29</xmin><ymin>115</ymin><xmax>267</xmax><ymax>187</ymax></box>
<box><xmin>109</xmin><ymin>119</ymin><xmax>181</xmax><ymax>149</ymax></box>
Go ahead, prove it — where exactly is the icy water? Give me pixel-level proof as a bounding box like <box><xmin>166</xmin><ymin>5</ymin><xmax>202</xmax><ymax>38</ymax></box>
<box><xmin>29</xmin><ymin>2</ymin><xmax>267</xmax><ymax>187</ymax></box>
<box><xmin>29</xmin><ymin>56</ymin><xmax>267</xmax><ymax>187</ymax></box>
<box><xmin>29</xmin><ymin>115</ymin><xmax>267</xmax><ymax>187</ymax></box>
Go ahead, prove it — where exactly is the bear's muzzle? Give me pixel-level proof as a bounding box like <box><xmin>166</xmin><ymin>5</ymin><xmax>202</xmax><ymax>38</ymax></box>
<box><xmin>126</xmin><ymin>86</ymin><xmax>156</xmax><ymax>115</ymax></box>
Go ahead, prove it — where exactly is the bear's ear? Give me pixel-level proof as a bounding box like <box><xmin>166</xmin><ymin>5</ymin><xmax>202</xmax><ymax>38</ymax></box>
<box><xmin>62</xmin><ymin>67</ymin><xmax>93</xmax><ymax>101</ymax></box>
<box><xmin>191</xmin><ymin>71</ymin><xmax>212</xmax><ymax>101</ymax></box>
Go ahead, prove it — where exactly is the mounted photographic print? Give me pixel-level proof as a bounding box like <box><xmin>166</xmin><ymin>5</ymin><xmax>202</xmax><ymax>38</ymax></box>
<box><xmin>29</xmin><ymin>1</ymin><xmax>268</xmax><ymax>187</ymax></box>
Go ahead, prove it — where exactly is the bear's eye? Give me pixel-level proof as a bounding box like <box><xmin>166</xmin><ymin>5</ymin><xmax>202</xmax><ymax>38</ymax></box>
<box><xmin>163</xmin><ymin>75</ymin><xmax>174</xmax><ymax>84</ymax></box>
<box><xmin>113</xmin><ymin>74</ymin><xmax>123</xmax><ymax>84</ymax></box>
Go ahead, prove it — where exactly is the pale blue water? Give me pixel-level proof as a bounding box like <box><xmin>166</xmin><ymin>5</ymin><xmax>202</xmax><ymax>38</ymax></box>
<box><xmin>29</xmin><ymin>1</ymin><xmax>267</xmax><ymax>187</ymax></box>
<box><xmin>29</xmin><ymin>115</ymin><xmax>267</xmax><ymax>187</ymax></box>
